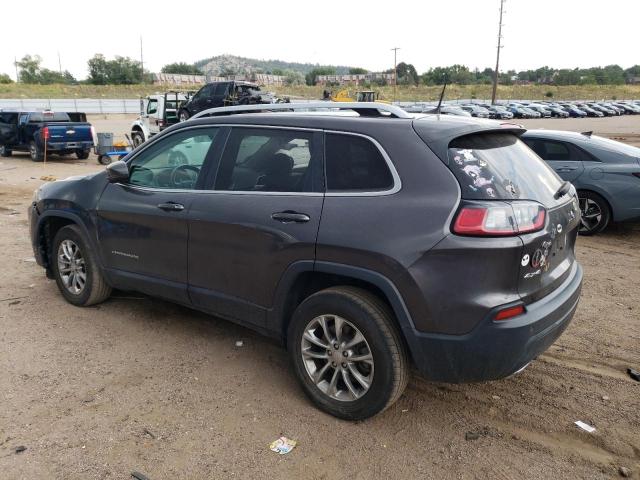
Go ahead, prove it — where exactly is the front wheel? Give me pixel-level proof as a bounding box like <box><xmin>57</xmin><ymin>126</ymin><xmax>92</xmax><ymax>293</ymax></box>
<box><xmin>131</xmin><ymin>132</ymin><xmax>145</xmax><ymax>147</ymax></box>
<box><xmin>0</xmin><ymin>144</ymin><xmax>12</xmax><ymax>157</ymax></box>
<box><xmin>288</xmin><ymin>286</ymin><xmax>409</xmax><ymax>420</ymax></box>
<box><xmin>578</xmin><ymin>191</ymin><xmax>611</xmax><ymax>235</ymax></box>
<box><xmin>51</xmin><ymin>225</ymin><xmax>112</xmax><ymax>306</ymax></box>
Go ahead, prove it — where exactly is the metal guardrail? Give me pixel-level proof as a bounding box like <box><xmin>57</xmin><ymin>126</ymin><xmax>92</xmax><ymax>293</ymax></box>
<box><xmin>0</xmin><ymin>98</ymin><xmax>140</xmax><ymax>114</ymax></box>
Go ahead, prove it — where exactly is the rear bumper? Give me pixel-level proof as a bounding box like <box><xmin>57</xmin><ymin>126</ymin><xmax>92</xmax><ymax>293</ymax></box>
<box><xmin>407</xmin><ymin>261</ymin><xmax>583</xmax><ymax>383</ymax></box>
<box><xmin>46</xmin><ymin>140</ymin><xmax>93</xmax><ymax>151</ymax></box>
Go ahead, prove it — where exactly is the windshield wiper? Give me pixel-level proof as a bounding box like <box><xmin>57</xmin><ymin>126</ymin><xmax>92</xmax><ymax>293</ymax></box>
<box><xmin>553</xmin><ymin>181</ymin><xmax>572</xmax><ymax>200</ymax></box>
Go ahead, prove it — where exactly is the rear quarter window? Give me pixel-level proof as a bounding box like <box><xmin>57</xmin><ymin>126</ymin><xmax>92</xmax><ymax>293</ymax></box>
<box><xmin>325</xmin><ymin>133</ymin><xmax>394</xmax><ymax>192</ymax></box>
<box><xmin>448</xmin><ymin>133</ymin><xmax>562</xmax><ymax>204</ymax></box>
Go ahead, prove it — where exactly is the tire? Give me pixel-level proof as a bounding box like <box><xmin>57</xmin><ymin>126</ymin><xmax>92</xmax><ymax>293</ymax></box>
<box><xmin>0</xmin><ymin>144</ymin><xmax>12</xmax><ymax>157</ymax></box>
<box><xmin>132</xmin><ymin>132</ymin><xmax>145</xmax><ymax>147</ymax></box>
<box><xmin>98</xmin><ymin>155</ymin><xmax>112</xmax><ymax>165</ymax></box>
<box><xmin>288</xmin><ymin>286</ymin><xmax>409</xmax><ymax>420</ymax></box>
<box><xmin>578</xmin><ymin>191</ymin><xmax>611</xmax><ymax>236</ymax></box>
<box><xmin>76</xmin><ymin>149</ymin><xmax>90</xmax><ymax>160</ymax></box>
<box><xmin>51</xmin><ymin>225</ymin><xmax>112</xmax><ymax>306</ymax></box>
<box><xmin>178</xmin><ymin>109</ymin><xmax>190</xmax><ymax>122</ymax></box>
<box><xmin>30</xmin><ymin>141</ymin><xmax>43</xmax><ymax>162</ymax></box>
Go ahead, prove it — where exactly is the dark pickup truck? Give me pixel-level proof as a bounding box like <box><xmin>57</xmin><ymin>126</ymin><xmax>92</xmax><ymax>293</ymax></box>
<box><xmin>0</xmin><ymin>110</ymin><xmax>95</xmax><ymax>161</ymax></box>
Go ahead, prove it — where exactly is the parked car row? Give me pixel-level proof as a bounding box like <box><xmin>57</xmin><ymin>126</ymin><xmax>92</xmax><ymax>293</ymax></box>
<box><xmin>427</xmin><ymin>100</ymin><xmax>640</xmax><ymax>119</ymax></box>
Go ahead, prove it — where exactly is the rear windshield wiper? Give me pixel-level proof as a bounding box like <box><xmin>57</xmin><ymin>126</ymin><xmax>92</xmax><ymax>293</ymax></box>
<box><xmin>554</xmin><ymin>181</ymin><xmax>572</xmax><ymax>200</ymax></box>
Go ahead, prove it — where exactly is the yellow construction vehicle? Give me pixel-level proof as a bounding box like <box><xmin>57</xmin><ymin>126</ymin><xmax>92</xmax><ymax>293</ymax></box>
<box><xmin>324</xmin><ymin>89</ymin><xmax>390</xmax><ymax>103</ymax></box>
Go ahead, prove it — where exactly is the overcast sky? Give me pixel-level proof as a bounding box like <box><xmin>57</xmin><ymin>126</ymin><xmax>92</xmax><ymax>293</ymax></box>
<box><xmin>1</xmin><ymin>0</ymin><xmax>638</xmax><ymax>80</ymax></box>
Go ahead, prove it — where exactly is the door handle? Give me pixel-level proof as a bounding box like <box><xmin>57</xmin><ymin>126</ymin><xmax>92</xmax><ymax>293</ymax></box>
<box><xmin>271</xmin><ymin>211</ymin><xmax>310</xmax><ymax>223</ymax></box>
<box><xmin>556</xmin><ymin>166</ymin><xmax>577</xmax><ymax>172</ymax></box>
<box><xmin>157</xmin><ymin>202</ymin><xmax>184</xmax><ymax>211</ymax></box>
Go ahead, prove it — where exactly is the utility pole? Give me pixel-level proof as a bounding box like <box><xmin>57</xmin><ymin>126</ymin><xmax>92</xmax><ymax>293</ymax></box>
<box><xmin>391</xmin><ymin>47</ymin><xmax>400</xmax><ymax>102</ymax></box>
<box><xmin>491</xmin><ymin>0</ymin><xmax>506</xmax><ymax>105</ymax></box>
<box><xmin>140</xmin><ymin>36</ymin><xmax>144</xmax><ymax>83</ymax></box>
<box><xmin>57</xmin><ymin>51</ymin><xmax>62</xmax><ymax>75</ymax></box>
<box><xmin>14</xmin><ymin>56</ymin><xmax>19</xmax><ymax>83</ymax></box>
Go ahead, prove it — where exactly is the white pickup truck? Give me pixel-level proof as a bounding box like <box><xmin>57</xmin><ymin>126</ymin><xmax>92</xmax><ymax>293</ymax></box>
<box><xmin>130</xmin><ymin>91</ymin><xmax>194</xmax><ymax>146</ymax></box>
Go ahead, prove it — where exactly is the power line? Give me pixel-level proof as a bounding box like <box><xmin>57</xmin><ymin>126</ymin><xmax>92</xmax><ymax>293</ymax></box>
<box><xmin>491</xmin><ymin>0</ymin><xmax>506</xmax><ymax>105</ymax></box>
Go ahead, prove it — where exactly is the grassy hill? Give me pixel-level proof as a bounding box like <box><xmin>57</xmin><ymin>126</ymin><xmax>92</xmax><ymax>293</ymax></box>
<box><xmin>2</xmin><ymin>83</ymin><xmax>640</xmax><ymax>102</ymax></box>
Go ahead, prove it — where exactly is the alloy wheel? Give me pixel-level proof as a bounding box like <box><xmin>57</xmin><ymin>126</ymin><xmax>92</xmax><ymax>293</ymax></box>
<box><xmin>578</xmin><ymin>197</ymin><xmax>602</xmax><ymax>233</ymax></box>
<box><xmin>301</xmin><ymin>314</ymin><xmax>374</xmax><ymax>402</ymax></box>
<box><xmin>57</xmin><ymin>239</ymin><xmax>87</xmax><ymax>294</ymax></box>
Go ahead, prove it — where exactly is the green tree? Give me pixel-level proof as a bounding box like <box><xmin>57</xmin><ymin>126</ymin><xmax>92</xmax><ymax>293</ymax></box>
<box><xmin>396</xmin><ymin>62</ymin><xmax>419</xmax><ymax>85</ymax></box>
<box><xmin>15</xmin><ymin>55</ymin><xmax>42</xmax><ymax>83</ymax></box>
<box><xmin>87</xmin><ymin>54</ymin><xmax>143</xmax><ymax>84</ymax></box>
<box><xmin>14</xmin><ymin>55</ymin><xmax>75</xmax><ymax>84</ymax></box>
<box><xmin>87</xmin><ymin>54</ymin><xmax>109</xmax><ymax>85</ymax></box>
<box><xmin>0</xmin><ymin>73</ymin><xmax>13</xmax><ymax>84</ymax></box>
<box><xmin>349</xmin><ymin>67</ymin><xmax>368</xmax><ymax>75</ymax></box>
<box><xmin>305</xmin><ymin>67</ymin><xmax>336</xmax><ymax>86</ymax></box>
<box><xmin>161</xmin><ymin>62</ymin><xmax>202</xmax><ymax>75</ymax></box>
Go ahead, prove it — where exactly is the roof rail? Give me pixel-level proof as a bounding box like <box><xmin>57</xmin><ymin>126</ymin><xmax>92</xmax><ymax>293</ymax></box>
<box><xmin>191</xmin><ymin>101</ymin><xmax>412</xmax><ymax>120</ymax></box>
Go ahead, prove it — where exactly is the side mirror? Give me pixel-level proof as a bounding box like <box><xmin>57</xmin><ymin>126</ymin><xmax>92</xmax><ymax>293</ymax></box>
<box><xmin>106</xmin><ymin>160</ymin><xmax>129</xmax><ymax>183</ymax></box>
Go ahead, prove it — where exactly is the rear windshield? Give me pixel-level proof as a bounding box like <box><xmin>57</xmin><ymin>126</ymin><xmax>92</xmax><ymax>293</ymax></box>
<box><xmin>448</xmin><ymin>133</ymin><xmax>562</xmax><ymax>204</ymax></box>
<box><xmin>587</xmin><ymin>135</ymin><xmax>640</xmax><ymax>157</ymax></box>
<box><xmin>29</xmin><ymin>112</ymin><xmax>71</xmax><ymax>122</ymax></box>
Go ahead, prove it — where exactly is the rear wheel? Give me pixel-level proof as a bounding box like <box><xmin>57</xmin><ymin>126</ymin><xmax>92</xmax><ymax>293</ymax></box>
<box><xmin>76</xmin><ymin>149</ymin><xmax>90</xmax><ymax>160</ymax></box>
<box><xmin>29</xmin><ymin>141</ymin><xmax>43</xmax><ymax>161</ymax></box>
<box><xmin>98</xmin><ymin>154</ymin><xmax>112</xmax><ymax>165</ymax></box>
<box><xmin>288</xmin><ymin>286</ymin><xmax>409</xmax><ymax>420</ymax></box>
<box><xmin>51</xmin><ymin>225</ymin><xmax>112</xmax><ymax>306</ymax></box>
<box><xmin>0</xmin><ymin>144</ymin><xmax>11</xmax><ymax>157</ymax></box>
<box><xmin>578</xmin><ymin>191</ymin><xmax>611</xmax><ymax>235</ymax></box>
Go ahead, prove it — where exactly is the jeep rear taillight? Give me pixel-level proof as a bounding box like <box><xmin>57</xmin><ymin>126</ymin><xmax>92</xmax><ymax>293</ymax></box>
<box><xmin>452</xmin><ymin>201</ymin><xmax>546</xmax><ymax>237</ymax></box>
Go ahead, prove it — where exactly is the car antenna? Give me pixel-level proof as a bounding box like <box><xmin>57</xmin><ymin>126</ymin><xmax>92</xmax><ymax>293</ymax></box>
<box><xmin>435</xmin><ymin>76</ymin><xmax>448</xmax><ymax>114</ymax></box>
<box><xmin>581</xmin><ymin>131</ymin><xmax>593</xmax><ymax>137</ymax></box>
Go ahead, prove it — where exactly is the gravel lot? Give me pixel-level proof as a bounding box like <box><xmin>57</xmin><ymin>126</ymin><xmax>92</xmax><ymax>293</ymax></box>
<box><xmin>0</xmin><ymin>115</ymin><xmax>638</xmax><ymax>479</ymax></box>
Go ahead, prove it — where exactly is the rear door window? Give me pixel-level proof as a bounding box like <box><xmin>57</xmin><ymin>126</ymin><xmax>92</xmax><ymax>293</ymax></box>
<box><xmin>523</xmin><ymin>138</ymin><xmax>596</xmax><ymax>162</ymax></box>
<box><xmin>324</xmin><ymin>133</ymin><xmax>394</xmax><ymax>192</ymax></box>
<box><xmin>448</xmin><ymin>133</ymin><xmax>562</xmax><ymax>204</ymax></box>
<box><xmin>214</xmin><ymin>127</ymin><xmax>317</xmax><ymax>192</ymax></box>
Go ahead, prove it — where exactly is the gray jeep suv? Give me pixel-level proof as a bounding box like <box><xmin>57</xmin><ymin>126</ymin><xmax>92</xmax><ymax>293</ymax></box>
<box><xmin>28</xmin><ymin>103</ymin><xmax>583</xmax><ymax>420</ymax></box>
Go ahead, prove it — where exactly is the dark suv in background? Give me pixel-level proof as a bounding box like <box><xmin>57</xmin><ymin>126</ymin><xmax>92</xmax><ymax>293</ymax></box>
<box><xmin>29</xmin><ymin>103</ymin><xmax>583</xmax><ymax>420</ymax></box>
<box><xmin>177</xmin><ymin>81</ymin><xmax>275</xmax><ymax>121</ymax></box>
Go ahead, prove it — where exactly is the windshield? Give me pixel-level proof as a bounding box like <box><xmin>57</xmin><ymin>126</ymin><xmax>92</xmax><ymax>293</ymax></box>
<box><xmin>447</xmin><ymin>133</ymin><xmax>563</xmax><ymax>205</ymax></box>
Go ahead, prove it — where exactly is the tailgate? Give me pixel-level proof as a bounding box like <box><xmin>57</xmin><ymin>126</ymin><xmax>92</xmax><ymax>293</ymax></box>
<box><xmin>47</xmin><ymin>123</ymin><xmax>93</xmax><ymax>142</ymax></box>
<box><xmin>518</xmin><ymin>196</ymin><xmax>581</xmax><ymax>303</ymax></box>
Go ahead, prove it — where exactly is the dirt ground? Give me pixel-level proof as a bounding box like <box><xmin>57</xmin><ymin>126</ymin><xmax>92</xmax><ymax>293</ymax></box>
<box><xmin>0</xmin><ymin>115</ymin><xmax>639</xmax><ymax>480</ymax></box>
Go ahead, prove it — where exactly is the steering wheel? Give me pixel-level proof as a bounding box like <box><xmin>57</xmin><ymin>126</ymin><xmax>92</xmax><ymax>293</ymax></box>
<box><xmin>170</xmin><ymin>164</ymin><xmax>200</xmax><ymax>189</ymax></box>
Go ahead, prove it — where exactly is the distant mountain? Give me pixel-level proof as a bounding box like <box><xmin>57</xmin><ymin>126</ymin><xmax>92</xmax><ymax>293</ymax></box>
<box><xmin>194</xmin><ymin>54</ymin><xmax>355</xmax><ymax>76</ymax></box>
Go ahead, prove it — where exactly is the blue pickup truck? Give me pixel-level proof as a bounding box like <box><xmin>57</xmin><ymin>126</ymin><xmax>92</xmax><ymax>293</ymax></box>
<box><xmin>0</xmin><ymin>110</ymin><xmax>95</xmax><ymax>161</ymax></box>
